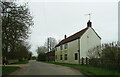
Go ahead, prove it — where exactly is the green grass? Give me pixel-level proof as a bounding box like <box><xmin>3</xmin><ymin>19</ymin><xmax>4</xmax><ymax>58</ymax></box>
<box><xmin>47</xmin><ymin>62</ymin><xmax>120</xmax><ymax>76</ymax></box>
<box><xmin>10</xmin><ymin>60</ymin><xmax>28</xmax><ymax>64</ymax></box>
<box><xmin>2</xmin><ymin>60</ymin><xmax>28</xmax><ymax>76</ymax></box>
<box><xmin>2</xmin><ymin>66</ymin><xmax>20</xmax><ymax>76</ymax></box>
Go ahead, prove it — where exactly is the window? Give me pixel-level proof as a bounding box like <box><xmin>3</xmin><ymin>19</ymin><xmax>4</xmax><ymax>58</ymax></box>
<box><xmin>64</xmin><ymin>54</ymin><xmax>67</xmax><ymax>60</ymax></box>
<box><xmin>75</xmin><ymin>53</ymin><xmax>78</xmax><ymax>60</ymax></box>
<box><xmin>60</xmin><ymin>45</ymin><xmax>63</xmax><ymax>50</ymax></box>
<box><xmin>60</xmin><ymin>55</ymin><xmax>62</xmax><ymax>60</ymax></box>
<box><xmin>64</xmin><ymin>43</ymin><xmax>68</xmax><ymax>49</ymax></box>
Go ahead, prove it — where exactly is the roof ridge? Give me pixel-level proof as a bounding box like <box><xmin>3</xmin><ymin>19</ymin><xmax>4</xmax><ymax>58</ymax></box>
<box><xmin>91</xmin><ymin>27</ymin><xmax>101</xmax><ymax>39</ymax></box>
<box><xmin>55</xmin><ymin>27</ymin><xmax>88</xmax><ymax>47</ymax></box>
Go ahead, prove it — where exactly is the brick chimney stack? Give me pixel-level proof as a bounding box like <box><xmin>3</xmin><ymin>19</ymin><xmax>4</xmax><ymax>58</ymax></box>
<box><xmin>87</xmin><ymin>20</ymin><xmax>92</xmax><ymax>27</ymax></box>
<box><xmin>64</xmin><ymin>35</ymin><xmax>67</xmax><ymax>39</ymax></box>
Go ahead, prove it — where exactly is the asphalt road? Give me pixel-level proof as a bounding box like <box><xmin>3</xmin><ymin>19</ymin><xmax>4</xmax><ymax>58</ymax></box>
<box><xmin>10</xmin><ymin>60</ymin><xmax>82</xmax><ymax>75</ymax></box>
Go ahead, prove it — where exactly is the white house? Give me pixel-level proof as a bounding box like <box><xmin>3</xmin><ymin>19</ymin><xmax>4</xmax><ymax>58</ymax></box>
<box><xmin>55</xmin><ymin>20</ymin><xmax>101</xmax><ymax>64</ymax></box>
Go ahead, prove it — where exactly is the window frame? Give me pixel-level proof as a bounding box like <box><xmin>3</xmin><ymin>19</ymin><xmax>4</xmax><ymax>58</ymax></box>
<box><xmin>60</xmin><ymin>55</ymin><xmax>62</xmax><ymax>60</ymax></box>
<box><xmin>64</xmin><ymin>54</ymin><xmax>67</xmax><ymax>60</ymax></box>
<box><xmin>75</xmin><ymin>53</ymin><xmax>78</xmax><ymax>60</ymax></box>
<box><xmin>64</xmin><ymin>43</ymin><xmax>68</xmax><ymax>49</ymax></box>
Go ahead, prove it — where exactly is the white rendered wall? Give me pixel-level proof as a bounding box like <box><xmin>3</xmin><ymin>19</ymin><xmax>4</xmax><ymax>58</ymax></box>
<box><xmin>80</xmin><ymin>27</ymin><xmax>101</xmax><ymax>59</ymax></box>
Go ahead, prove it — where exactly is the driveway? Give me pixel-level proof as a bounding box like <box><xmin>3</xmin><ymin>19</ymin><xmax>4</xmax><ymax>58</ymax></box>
<box><xmin>10</xmin><ymin>60</ymin><xmax>83</xmax><ymax>75</ymax></box>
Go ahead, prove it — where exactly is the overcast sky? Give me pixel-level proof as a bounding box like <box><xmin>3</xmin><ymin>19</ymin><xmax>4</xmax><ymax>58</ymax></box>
<box><xmin>18</xmin><ymin>0</ymin><xmax>118</xmax><ymax>56</ymax></box>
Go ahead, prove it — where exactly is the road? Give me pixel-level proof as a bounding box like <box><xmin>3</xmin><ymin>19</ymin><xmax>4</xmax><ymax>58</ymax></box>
<box><xmin>10</xmin><ymin>60</ymin><xmax>83</xmax><ymax>75</ymax></box>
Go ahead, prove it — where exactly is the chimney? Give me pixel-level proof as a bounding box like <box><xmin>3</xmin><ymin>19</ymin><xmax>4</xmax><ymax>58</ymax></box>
<box><xmin>87</xmin><ymin>20</ymin><xmax>92</xmax><ymax>27</ymax></box>
<box><xmin>64</xmin><ymin>35</ymin><xmax>67</xmax><ymax>39</ymax></box>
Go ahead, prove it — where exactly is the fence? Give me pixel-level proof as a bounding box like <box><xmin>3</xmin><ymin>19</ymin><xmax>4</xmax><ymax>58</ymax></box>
<box><xmin>8</xmin><ymin>59</ymin><xmax>19</xmax><ymax>64</ymax></box>
<box><xmin>3</xmin><ymin>59</ymin><xmax>19</xmax><ymax>65</ymax></box>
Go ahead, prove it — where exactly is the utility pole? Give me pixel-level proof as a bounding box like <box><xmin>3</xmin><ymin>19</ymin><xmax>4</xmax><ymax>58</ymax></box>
<box><xmin>47</xmin><ymin>38</ymin><xmax>49</xmax><ymax>52</ymax></box>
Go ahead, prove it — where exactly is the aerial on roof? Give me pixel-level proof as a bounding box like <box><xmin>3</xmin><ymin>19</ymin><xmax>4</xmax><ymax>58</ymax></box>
<box><xmin>55</xmin><ymin>27</ymin><xmax>101</xmax><ymax>47</ymax></box>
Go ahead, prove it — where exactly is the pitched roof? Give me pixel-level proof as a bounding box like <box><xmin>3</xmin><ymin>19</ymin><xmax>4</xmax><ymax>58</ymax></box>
<box><xmin>55</xmin><ymin>27</ymin><xmax>88</xmax><ymax>47</ymax></box>
<box><xmin>91</xmin><ymin>28</ymin><xmax>101</xmax><ymax>40</ymax></box>
<box><xmin>55</xmin><ymin>27</ymin><xmax>101</xmax><ymax>47</ymax></box>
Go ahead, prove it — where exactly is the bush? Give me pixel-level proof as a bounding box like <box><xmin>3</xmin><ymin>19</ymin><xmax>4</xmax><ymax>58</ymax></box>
<box><xmin>88</xmin><ymin>42</ymin><xmax>120</xmax><ymax>72</ymax></box>
<box><xmin>37</xmin><ymin>53</ymin><xmax>46</xmax><ymax>61</ymax></box>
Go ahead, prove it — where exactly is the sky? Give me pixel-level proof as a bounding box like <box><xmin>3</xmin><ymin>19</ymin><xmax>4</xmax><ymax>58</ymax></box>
<box><xmin>17</xmin><ymin>0</ymin><xmax>118</xmax><ymax>56</ymax></box>
<box><xmin>118</xmin><ymin>1</ymin><xmax>120</xmax><ymax>46</ymax></box>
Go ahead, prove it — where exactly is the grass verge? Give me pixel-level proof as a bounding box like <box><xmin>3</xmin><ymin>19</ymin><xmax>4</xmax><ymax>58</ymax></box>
<box><xmin>47</xmin><ymin>62</ymin><xmax>120</xmax><ymax>76</ymax></box>
<box><xmin>2</xmin><ymin>66</ymin><xmax>20</xmax><ymax>76</ymax></box>
<box><xmin>10</xmin><ymin>60</ymin><xmax>28</xmax><ymax>64</ymax></box>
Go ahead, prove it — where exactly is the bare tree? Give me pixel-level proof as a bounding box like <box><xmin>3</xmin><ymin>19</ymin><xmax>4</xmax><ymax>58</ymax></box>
<box><xmin>87</xmin><ymin>42</ymin><xmax>120</xmax><ymax>61</ymax></box>
<box><xmin>36</xmin><ymin>46</ymin><xmax>47</xmax><ymax>54</ymax></box>
<box><xmin>44</xmin><ymin>37</ymin><xmax>57</xmax><ymax>52</ymax></box>
<box><xmin>36</xmin><ymin>46</ymin><xmax>47</xmax><ymax>61</ymax></box>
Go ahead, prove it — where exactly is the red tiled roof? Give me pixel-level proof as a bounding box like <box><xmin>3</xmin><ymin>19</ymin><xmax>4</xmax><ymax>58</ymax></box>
<box><xmin>55</xmin><ymin>27</ymin><xmax>88</xmax><ymax>47</ymax></box>
<box><xmin>55</xmin><ymin>27</ymin><xmax>101</xmax><ymax>47</ymax></box>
